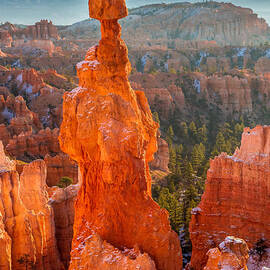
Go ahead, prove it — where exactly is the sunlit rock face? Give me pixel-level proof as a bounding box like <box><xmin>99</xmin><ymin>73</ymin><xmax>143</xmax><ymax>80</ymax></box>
<box><xmin>59</xmin><ymin>0</ymin><xmax>182</xmax><ymax>269</ymax></box>
<box><xmin>204</xmin><ymin>236</ymin><xmax>249</xmax><ymax>270</ymax></box>
<box><xmin>189</xmin><ymin>125</ymin><xmax>270</xmax><ymax>269</ymax></box>
<box><xmin>0</xmin><ymin>141</ymin><xmax>64</xmax><ymax>270</ymax></box>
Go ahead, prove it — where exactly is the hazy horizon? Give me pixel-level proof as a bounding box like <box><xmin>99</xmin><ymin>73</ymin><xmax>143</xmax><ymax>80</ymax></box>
<box><xmin>0</xmin><ymin>0</ymin><xmax>270</xmax><ymax>25</ymax></box>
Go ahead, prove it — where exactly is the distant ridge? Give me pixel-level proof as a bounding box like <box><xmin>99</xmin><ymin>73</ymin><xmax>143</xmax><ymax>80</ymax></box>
<box><xmin>59</xmin><ymin>1</ymin><xmax>270</xmax><ymax>48</ymax></box>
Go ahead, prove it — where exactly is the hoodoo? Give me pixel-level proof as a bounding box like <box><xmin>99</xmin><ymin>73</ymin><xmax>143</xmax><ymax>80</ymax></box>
<box><xmin>204</xmin><ymin>236</ymin><xmax>249</xmax><ymax>270</ymax></box>
<box><xmin>189</xmin><ymin>125</ymin><xmax>270</xmax><ymax>269</ymax></box>
<box><xmin>0</xmin><ymin>141</ymin><xmax>64</xmax><ymax>270</ymax></box>
<box><xmin>59</xmin><ymin>0</ymin><xmax>182</xmax><ymax>269</ymax></box>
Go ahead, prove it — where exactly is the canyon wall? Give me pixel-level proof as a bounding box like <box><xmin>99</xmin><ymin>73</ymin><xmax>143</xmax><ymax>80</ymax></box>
<box><xmin>59</xmin><ymin>0</ymin><xmax>182</xmax><ymax>269</ymax></box>
<box><xmin>122</xmin><ymin>2</ymin><xmax>270</xmax><ymax>49</ymax></box>
<box><xmin>189</xmin><ymin>125</ymin><xmax>270</xmax><ymax>269</ymax></box>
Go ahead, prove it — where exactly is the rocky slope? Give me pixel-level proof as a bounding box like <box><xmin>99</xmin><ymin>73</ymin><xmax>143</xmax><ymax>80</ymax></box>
<box><xmin>189</xmin><ymin>125</ymin><xmax>270</xmax><ymax>269</ymax></box>
<box><xmin>129</xmin><ymin>69</ymin><xmax>270</xmax><ymax>124</ymax></box>
<box><xmin>59</xmin><ymin>0</ymin><xmax>182</xmax><ymax>269</ymax></box>
<box><xmin>0</xmin><ymin>68</ymin><xmax>78</xmax><ymax>187</ymax></box>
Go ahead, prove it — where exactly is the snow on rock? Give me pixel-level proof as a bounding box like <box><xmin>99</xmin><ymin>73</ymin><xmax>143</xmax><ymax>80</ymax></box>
<box><xmin>247</xmin><ymin>248</ymin><xmax>270</xmax><ymax>270</ymax></box>
<box><xmin>196</xmin><ymin>51</ymin><xmax>208</xmax><ymax>67</ymax></box>
<box><xmin>194</xmin><ymin>79</ymin><xmax>201</xmax><ymax>93</ymax></box>
<box><xmin>16</xmin><ymin>73</ymin><xmax>22</xmax><ymax>83</ymax></box>
<box><xmin>76</xmin><ymin>60</ymin><xmax>100</xmax><ymax>71</ymax></box>
<box><xmin>191</xmin><ymin>207</ymin><xmax>202</xmax><ymax>215</ymax></box>
<box><xmin>2</xmin><ymin>107</ymin><xmax>14</xmax><ymax>123</ymax></box>
<box><xmin>236</xmin><ymin>47</ymin><xmax>247</xmax><ymax>57</ymax></box>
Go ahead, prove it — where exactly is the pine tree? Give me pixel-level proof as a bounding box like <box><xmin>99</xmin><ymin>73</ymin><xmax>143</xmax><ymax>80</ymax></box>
<box><xmin>191</xmin><ymin>146</ymin><xmax>201</xmax><ymax>172</ymax></box>
<box><xmin>157</xmin><ymin>188</ymin><xmax>182</xmax><ymax>233</ymax></box>
<box><xmin>175</xmin><ymin>144</ymin><xmax>183</xmax><ymax>176</ymax></box>
<box><xmin>211</xmin><ymin>131</ymin><xmax>227</xmax><ymax>157</ymax></box>
<box><xmin>169</xmin><ymin>146</ymin><xmax>176</xmax><ymax>173</ymax></box>
<box><xmin>182</xmin><ymin>159</ymin><xmax>194</xmax><ymax>182</ymax></box>
<box><xmin>234</xmin><ymin>122</ymin><xmax>244</xmax><ymax>141</ymax></box>
<box><xmin>152</xmin><ymin>111</ymin><xmax>160</xmax><ymax>125</ymax></box>
<box><xmin>197</xmin><ymin>124</ymin><xmax>208</xmax><ymax>144</ymax></box>
<box><xmin>197</xmin><ymin>143</ymin><xmax>205</xmax><ymax>161</ymax></box>
<box><xmin>189</xmin><ymin>121</ymin><xmax>197</xmax><ymax>143</ymax></box>
<box><xmin>181</xmin><ymin>122</ymin><xmax>188</xmax><ymax>140</ymax></box>
<box><xmin>182</xmin><ymin>184</ymin><xmax>199</xmax><ymax>240</ymax></box>
<box><xmin>166</xmin><ymin>125</ymin><xmax>174</xmax><ymax>147</ymax></box>
<box><xmin>221</xmin><ymin>122</ymin><xmax>233</xmax><ymax>140</ymax></box>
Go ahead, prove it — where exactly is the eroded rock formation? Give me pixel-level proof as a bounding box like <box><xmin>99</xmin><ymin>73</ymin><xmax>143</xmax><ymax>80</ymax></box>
<box><xmin>189</xmin><ymin>125</ymin><xmax>270</xmax><ymax>269</ymax></box>
<box><xmin>0</xmin><ymin>141</ymin><xmax>64</xmax><ymax>270</ymax></box>
<box><xmin>59</xmin><ymin>0</ymin><xmax>182</xmax><ymax>269</ymax></box>
<box><xmin>6</xmin><ymin>128</ymin><xmax>60</xmax><ymax>161</ymax></box>
<box><xmin>0</xmin><ymin>20</ymin><xmax>59</xmax><ymax>53</ymax></box>
<box><xmin>204</xmin><ymin>236</ymin><xmax>249</xmax><ymax>270</ymax></box>
<box><xmin>150</xmin><ymin>132</ymin><xmax>170</xmax><ymax>172</ymax></box>
<box><xmin>48</xmin><ymin>184</ymin><xmax>79</xmax><ymax>269</ymax></box>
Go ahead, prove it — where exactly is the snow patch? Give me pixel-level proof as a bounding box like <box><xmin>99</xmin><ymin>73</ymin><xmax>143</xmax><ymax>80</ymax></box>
<box><xmin>265</xmin><ymin>49</ymin><xmax>270</xmax><ymax>58</ymax></box>
<box><xmin>68</xmin><ymin>86</ymin><xmax>88</xmax><ymax>98</ymax></box>
<box><xmin>247</xmin><ymin>248</ymin><xmax>270</xmax><ymax>270</ymax></box>
<box><xmin>2</xmin><ymin>107</ymin><xmax>14</xmax><ymax>122</ymax></box>
<box><xmin>236</xmin><ymin>47</ymin><xmax>247</xmax><ymax>57</ymax></box>
<box><xmin>191</xmin><ymin>207</ymin><xmax>202</xmax><ymax>215</ymax></box>
<box><xmin>194</xmin><ymin>79</ymin><xmax>201</xmax><ymax>93</ymax></box>
<box><xmin>76</xmin><ymin>60</ymin><xmax>100</xmax><ymax>71</ymax></box>
<box><xmin>141</xmin><ymin>53</ymin><xmax>150</xmax><ymax>72</ymax></box>
<box><xmin>196</xmin><ymin>51</ymin><xmax>208</xmax><ymax>67</ymax></box>
<box><xmin>16</xmin><ymin>73</ymin><xmax>22</xmax><ymax>83</ymax></box>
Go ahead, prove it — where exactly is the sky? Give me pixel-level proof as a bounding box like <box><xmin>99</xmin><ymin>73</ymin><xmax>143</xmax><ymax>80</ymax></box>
<box><xmin>0</xmin><ymin>0</ymin><xmax>270</xmax><ymax>25</ymax></box>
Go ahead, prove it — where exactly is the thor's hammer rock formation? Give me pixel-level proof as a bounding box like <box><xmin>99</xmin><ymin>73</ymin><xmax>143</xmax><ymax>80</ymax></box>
<box><xmin>59</xmin><ymin>0</ymin><xmax>182</xmax><ymax>269</ymax></box>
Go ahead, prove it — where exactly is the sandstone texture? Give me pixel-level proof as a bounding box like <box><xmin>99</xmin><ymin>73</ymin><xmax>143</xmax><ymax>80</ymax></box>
<box><xmin>204</xmin><ymin>236</ymin><xmax>249</xmax><ymax>270</ymax></box>
<box><xmin>150</xmin><ymin>132</ymin><xmax>170</xmax><ymax>172</ymax></box>
<box><xmin>59</xmin><ymin>0</ymin><xmax>182</xmax><ymax>269</ymax></box>
<box><xmin>45</xmin><ymin>153</ymin><xmax>78</xmax><ymax>186</ymax></box>
<box><xmin>189</xmin><ymin>125</ymin><xmax>270</xmax><ymax>269</ymax></box>
<box><xmin>0</xmin><ymin>143</ymin><xmax>64</xmax><ymax>270</ymax></box>
<box><xmin>48</xmin><ymin>184</ymin><xmax>79</xmax><ymax>269</ymax></box>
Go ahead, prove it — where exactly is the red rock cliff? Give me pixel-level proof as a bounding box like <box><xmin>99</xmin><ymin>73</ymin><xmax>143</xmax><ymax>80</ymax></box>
<box><xmin>189</xmin><ymin>125</ymin><xmax>270</xmax><ymax>269</ymax></box>
<box><xmin>59</xmin><ymin>0</ymin><xmax>182</xmax><ymax>269</ymax></box>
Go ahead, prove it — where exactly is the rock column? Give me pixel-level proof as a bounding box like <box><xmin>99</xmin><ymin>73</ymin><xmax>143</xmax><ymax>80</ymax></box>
<box><xmin>59</xmin><ymin>0</ymin><xmax>182</xmax><ymax>269</ymax></box>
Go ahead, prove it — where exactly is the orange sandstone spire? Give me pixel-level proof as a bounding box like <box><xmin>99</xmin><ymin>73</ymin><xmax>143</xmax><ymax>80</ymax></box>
<box><xmin>190</xmin><ymin>125</ymin><xmax>270</xmax><ymax>269</ymax></box>
<box><xmin>59</xmin><ymin>0</ymin><xmax>182</xmax><ymax>269</ymax></box>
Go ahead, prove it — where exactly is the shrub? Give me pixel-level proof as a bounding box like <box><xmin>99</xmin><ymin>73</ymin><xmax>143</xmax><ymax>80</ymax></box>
<box><xmin>57</xmin><ymin>176</ymin><xmax>73</xmax><ymax>188</ymax></box>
